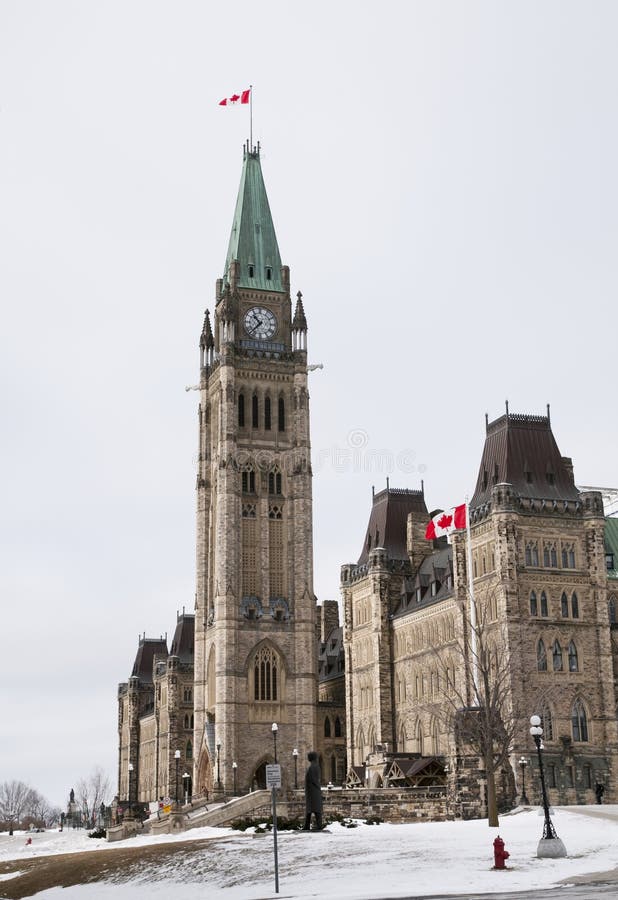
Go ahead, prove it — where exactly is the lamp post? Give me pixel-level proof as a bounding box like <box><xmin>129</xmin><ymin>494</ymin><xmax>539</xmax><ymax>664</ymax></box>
<box><xmin>182</xmin><ymin>772</ymin><xmax>190</xmax><ymax>806</ymax></box>
<box><xmin>128</xmin><ymin>763</ymin><xmax>134</xmax><ymax>818</ymax></box>
<box><xmin>293</xmin><ymin>748</ymin><xmax>299</xmax><ymax>789</ymax></box>
<box><xmin>232</xmin><ymin>761</ymin><xmax>237</xmax><ymax>796</ymax></box>
<box><xmin>216</xmin><ymin>742</ymin><xmax>221</xmax><ymax>788</ymax></box>
<box><xmin>272</xmin><ymin>722</ymin><xmax>278</xmax><ymax>763</ymax></box>
<box><xmin>529</xmin><ymin>715</ymin><xmax>567</xmax><ymax>858</ymax></box>
<box><xmin>519</xmin><ymin>756</ymin><xmax>529</xmax><ymax>805</ymax></box>
<box><xmin>174</xmin><ymin>750</ymin><xmax>181</xmax><ymax>807</ymax></box>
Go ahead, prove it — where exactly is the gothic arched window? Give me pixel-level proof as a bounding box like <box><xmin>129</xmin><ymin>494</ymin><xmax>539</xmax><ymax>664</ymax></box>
<box><xmin>264</xmin><ymin>396</ymin><xmax>271</xmax><ymax>430</ymax></box>
<box><xmin>324</xmin><ymin>717</ymin><xmax>331</xmax><ymax>738</ymax></box>
<box><xmin>254</xmin><ymin>646</ymin><xmax>279</xmax><ymax>702</ymax></box>
<box><xmin>238</xmin><ymin>393</ymin><xmax>245</xmax><ymax>428</ymax></box>
<box><xmin>540</xmin><ymin>706</ymin><xmax>553</xmax><ymax>740</ymax></box>
<box><xmin>572</xmin><ymin>700</ymin><xmax>588</xmax><ymax>742</ymax></box>
<box><xmin>561</xmin><ymin>592</ymin><xmax>569</xmax><ymax>618</ymax></box>
<box><xmin>335</xmin><ymin>716</ymin><xmax>342</xmax><ymax>738</ymax></box>
<box><xmin>184</xmin><ymin>714</ymin><xmax>190</xmax><ymax>729</ymax></box>
<box><xmin>530</xmin><ymin>591</ymin><xmax>538</xmax><ymax>616</ymax></box>
<box><xmin>568</xmin><ymin>640</ymin><xmax>579</xmax><ymax>672</ymax></box>
<box><xmin>252</xmin><ymin>394</ymin><xmax>259</xmax><ymax>429</ymax></box>
<box><xmin>552</xmin><ymin>640</ymin><xmax>563</xmax><ymax>672</ymax></box>
<box><xmin>537</xmin><ymin>639</ymin><xmax>547</xmax><ymax>671</ymax></box>
<box><xmin>278</xmin><ymin>396</ymin><xmax>285</xmax><ymax>432</ymax></box>
<box><xmin>241</xmin><ymin>468</ymin><xmax>256</xmax><ymax>494</ymax></box>
<box><xmin>571</xmin><ymin>592</ymin><xmax>579</xmax><ymax>618</ymax></box>
<box><xmin>540</xmin><ymin>591</ymin><xmax>548</xmax><ymax>617</ymax></box>
<box><xmin>610</xmin><ymin>595</ymin><xmax>617</xmax><ymax>624</ymax></box>
<box><xmin>186</xmin><ymin>740</ymin><xmax>193</xmax><ymax>760</ymax></box>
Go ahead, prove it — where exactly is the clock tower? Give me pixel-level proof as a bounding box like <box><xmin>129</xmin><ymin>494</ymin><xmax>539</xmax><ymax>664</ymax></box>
<box><xmin>193</xmin><ymin>144</ymin><xmax>317</xmax><ymax>795</ymax></box>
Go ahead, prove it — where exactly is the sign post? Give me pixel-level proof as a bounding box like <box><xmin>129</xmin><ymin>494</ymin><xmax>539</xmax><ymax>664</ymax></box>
<box><xmin>265</xmin><ymin>764</ymin><xmax>282</xmax><ymax>893</ymax></box>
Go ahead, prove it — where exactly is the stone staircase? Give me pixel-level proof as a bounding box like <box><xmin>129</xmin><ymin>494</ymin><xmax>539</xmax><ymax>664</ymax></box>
<box><xmin>185</xmin><ymin>790</ymin><xmax>274</xmax><ymax>829</ymax></box>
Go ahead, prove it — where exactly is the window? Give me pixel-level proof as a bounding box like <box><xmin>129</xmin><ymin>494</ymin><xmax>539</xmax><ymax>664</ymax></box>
<box><xmin>540</xmin><ymin>707</ymin><xmax>553</xmax><ymax>740</ymax></box>
<box><xmin>525</xmin><ymin>546</ymin><xmax>532</xmax><ymax>566</ymax></box>
<box><xmin>184</xmin><ymin>714</ymin><xmax>190</xmax><ymax>729</ymax></box>
<box><xmin>335</xmin><ymin>717</ymin><xmax>342</xmax><ymax>738</ymax></box>
<box><xmin>268</xmin><ymin>470</ymin><xmax>282</xmax><ymax>495</ymax></box>
<box><xmin>266</xmin><ymin>266</ymin><xmax>272</xmax><ymax>280</ymax></box>
<box><xmin>572</xmin><ymin>700</ymin><xmax>588</xmax><ymax>742</ymax></box>
<box><xmin>537</xmin><ymin>639</ymin><xmax>547</xmax><ymax>671</ymax></box>
<box><xmin>562</xmin><ymin>548</ymin><xmax>568</xmax><ymax>568</ymax></box>
<box><xmin>543</xmin><ymin>546</ymin><xmax>550</xmax><ymax>567</ymax></box>
<box><xmin>568</xmin><ymin>640</ymin><xmax>578</xmax><ymax>672</ymax></box>
<box><xmin>610</xmin><ymin>595</ymin><xmax>617</xmax><ymax>624</ymax></box>
<box><xmin>264</xmin><ymin>396</ymin><xmax>271</xmax><ymax>430</ymax></box>
<box><xmin>190</xmin><ymin>714</ymin><xmax>194</xmax><ymax>729</ymax></box>
<box><xmin>493</xmin><ymin>464</ymin><xmax>499</xmax><ymax>484</ymax></box>
<box><xmin>183</xmin><ymin>687</ymin><xmax>192</xmax><ymax>702</ymax></box>
<box><xmin>547</xmin><ymin>471</ymin><xmax>555</xmax><ymax>486</ymax></box>
<box><xmin>330</xmin><ymin>755</ymin><xmax>337</xmax><ymax>783</ymax></box>
<box><xmin>530</xmin><ymin>591</ymin><xmax>538</xmax><ymax>616</ymax></box>
<box><xmin>248</xmin><ymin>264</ymin><xmax>254</xmax><ymax>278</ymax></box>
<box><xmin>186</xmin><ymin>740</ymin><xmax>193</xmax><ymax>760</ymax></box>
<box><xmin>324</xmin><ymin>717</ymin><xmax>331</xmax><ymax>738</ymax></box>
<box><xmin>561</xmin><ymin>592</ymin><xmax>569</xmax><ymax>617</ymax></box>
<box><xmin>606</xmin><ymin>553</ymin><xmax>615</xmax><ymax>572</ymax></box>
<box><xmin>540</xmin><ymin>591</ymin><xmax>548</xmax><ymax>617</ymax></box>
<box><xmin>483</xmin><ymin>469</ymin><xmax>488</xmax><ymax>490</ymax></box>
<box><xmin>583</xmin><ymin>764</ymin><xmax>592</xmax><ymax>788</ymax></box>
<box><xmin>550</xmin><ymin>547</ymin><xmax>557</xmax><ymax>567</ymax></box>
<box><xmin>278</xmin><ymin>397</ymin><xmax>285</xmax><ymax>431</ymax></box>
<box><xmin>254</xmin><ymin>646</ymin><xmax>279</xmax><ymax>701</ymax></box>
<box><xmin>532</xmin><ymin>545</ymin><xmax>539</xmax><ymax>566</ymax></box>
<box><xmin>552</xmin><ymin>640</ymin><xmax>563</xmax><ymax>672</ymax></box>
<box><xmin>238</xmin><ymin>393</ymin><xmax>245</xmax><ymax>427</ymax></box>
<box><xmin>242</xmin><ymin>469</ymin><xmax>256</xmax><ymax>494</ymax></box>
<box><xmin>252</xmin><ymin>394</ymin><xmax>259</xmax><ymax>428</ymax></box>
<box><xmin>571</xmin><ymin>592</ymin><xmax>579</xmax><ymax>618</ymax></box>
<box><xmin>566</xmin><ymin>765</ymin><xmax>574</xmax><ymax>787</ymax></box>
<box><xmin>569</xmin><ymin>548</ymin><xmax>575</xmax><ymax>568</ymax></box>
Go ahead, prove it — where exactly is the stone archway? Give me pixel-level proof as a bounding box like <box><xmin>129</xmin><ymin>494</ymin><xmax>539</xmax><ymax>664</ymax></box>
<box><xmin>253</xmin><ymin>761</ymin><xmax>267</xmax><ymax>790</ymax></box>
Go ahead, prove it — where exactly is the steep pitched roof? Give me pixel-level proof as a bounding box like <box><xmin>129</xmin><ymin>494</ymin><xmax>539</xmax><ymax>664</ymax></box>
<box><xmin>169</xmin><ymin>613</ymin><xmax>195</xmax><ymax>664</ymax></box>
<box><xmin>471</xmin><ymin>411</ymin><xmax>579</xmax><ymax>508</ymax></box>
<box><xmin>224</xmin><ymin>147</ymin><xmax>283</xmax><ymax>292</ymax></box>
<box><xmin>605</xmin><ymin>518</ymin><xmax>618</xmax><ymax>581</ymax></box>
<box><xmin>131</xmin><ymin>638</ymin><xmax>168</xmax><ymax>683</ymax></box>
<box><xmin>357</xmin><ymin>487</ymin><xmax>427</xmax><ymax>566</ymax></box>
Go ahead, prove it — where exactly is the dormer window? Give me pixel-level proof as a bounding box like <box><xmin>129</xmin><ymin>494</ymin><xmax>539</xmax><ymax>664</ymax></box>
<box><xmin>266</xmin><ymin>266</ymin><xmax>272</xmax><ymax>280</ymax></box>
<box><xmin>248</xmin><ymin>264</ymin><xmax>255</xmax><ymax>277</ymax></box>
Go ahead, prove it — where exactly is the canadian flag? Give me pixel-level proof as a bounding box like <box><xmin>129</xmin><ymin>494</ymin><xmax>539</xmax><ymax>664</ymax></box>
<box><xmin>219</xmin><ymin>89</ymin><xmax>251</xmax><ymax>106</ymax></box>
<box><xmin>425</xmin><ymin>503</ymin><xmax>467</xmax><ymax>540</ymax></box>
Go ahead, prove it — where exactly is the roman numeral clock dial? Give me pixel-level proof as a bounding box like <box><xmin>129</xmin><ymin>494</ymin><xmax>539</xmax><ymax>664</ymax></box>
<box><xmin>244</xmin><ymin>306</ymin><xmax>277</xmax><ymax>340</ymax></box>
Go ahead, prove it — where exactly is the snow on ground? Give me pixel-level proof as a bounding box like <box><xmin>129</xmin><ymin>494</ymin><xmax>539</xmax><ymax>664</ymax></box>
<box><xmin>3</xmin><ymin>805</ymin><xmax>618</xmax><ymax>899</ymax></box>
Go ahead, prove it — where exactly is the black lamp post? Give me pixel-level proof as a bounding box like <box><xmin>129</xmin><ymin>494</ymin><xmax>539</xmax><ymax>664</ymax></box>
<box><xmin>174</xmin><ymin>750</ymin><xmax>181</xmax><ymax>807</ymax></box>
<box><xmin>519</xmin><ymin>756</ymin><xmax>529</xmax><ymax>805</ymax></box>
<box><xmin>293</xmin><ymin>748</ymin><xmax>299</xmax><ymax>789</ymax></box>
<box><xmin>182</xmin><ymin>772</ymin><xmax>190</xmax><ymax>806</ymax></box>
<box><xmin>216</xmin><ymin>742</ymin><xmax>221</xmax><ymax>788</ymax></box>
<box><xmin>271</xmin><ymin>722</ymin><xmax>278</xmax><ymax>763</ymax></box>
<box><xmin>529</xmin><ymin>715</ymin><xmax>567</xmax><ymax>857</ymax></box>
<box><xmin>128</xmin><ymin>762</ymin><xmax>134</xmax><ymax>818</ymax></box>
<box><xmin>232</xmin><ymin>761</ymin><xmax>237</xmax><ymax>795</ymax></box>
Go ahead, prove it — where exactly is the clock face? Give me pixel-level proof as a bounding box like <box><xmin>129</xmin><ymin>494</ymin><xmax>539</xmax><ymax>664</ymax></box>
<box><xmin>244</xmin><ymin>307</ymin><xmax>277</xmax><ymax>340</ymax></box>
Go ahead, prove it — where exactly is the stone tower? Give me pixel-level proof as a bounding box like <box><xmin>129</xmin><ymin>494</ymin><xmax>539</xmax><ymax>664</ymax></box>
<box><xmin>193</xmin><ymin>144</ymin><xmax>317</xmax><ymax>795</ymax></box>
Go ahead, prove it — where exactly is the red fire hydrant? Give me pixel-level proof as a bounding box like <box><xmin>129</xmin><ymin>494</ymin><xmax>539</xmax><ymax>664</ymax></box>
<box><xmin>493</xmin><ymin>835</ymin><xmax>510</xmax><ymax>869</ymax></box>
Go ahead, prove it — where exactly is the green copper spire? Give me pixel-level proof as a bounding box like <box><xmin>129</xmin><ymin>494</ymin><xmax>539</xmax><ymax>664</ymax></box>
<box><xmin>224</xmin><ymin>145</ymin><xmax>283</xmax><ymax>292</ymax></box>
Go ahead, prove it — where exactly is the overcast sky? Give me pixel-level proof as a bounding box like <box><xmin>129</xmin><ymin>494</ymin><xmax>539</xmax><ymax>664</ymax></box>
<box><xmin>2</xmin><ymin>1</ymin><xmax>617</xmax><ymax>807</ymax></box>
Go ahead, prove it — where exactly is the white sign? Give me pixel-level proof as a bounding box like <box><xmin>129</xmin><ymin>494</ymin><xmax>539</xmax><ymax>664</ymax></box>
<box><xmin>265</xmin><ymin>764</ymin><xmax>282</xmax><ymax>788</ymax></box>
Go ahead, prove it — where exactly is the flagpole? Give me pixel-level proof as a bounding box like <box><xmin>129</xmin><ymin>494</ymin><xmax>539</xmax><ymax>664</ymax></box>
<box><xmin>249</xmin><ymin>84</ymin><xmax>253</xmax><ymax>151</ymax></box>
<box><xmin>465</xmin><ymin>494</ymin><xmax>480</xmax><ymax>703</ymax></box>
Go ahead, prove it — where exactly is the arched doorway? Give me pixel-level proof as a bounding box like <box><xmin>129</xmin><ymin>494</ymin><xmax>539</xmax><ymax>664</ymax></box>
<box><xmin>253</xmin><ymin>762</ymin><xmax>267</xmax><ymax>790</ymax></box>
<box><xmin>196</xmin><ymin>750</ymin><xmax>213</xmax><ymax>798</ymax></box>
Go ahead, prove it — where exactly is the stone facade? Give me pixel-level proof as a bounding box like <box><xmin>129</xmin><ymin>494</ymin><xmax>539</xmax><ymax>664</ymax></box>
<box><xmin>341</xmin><ymin>411</ymin><xmax>618</xmax><ymax>815</ymax></box>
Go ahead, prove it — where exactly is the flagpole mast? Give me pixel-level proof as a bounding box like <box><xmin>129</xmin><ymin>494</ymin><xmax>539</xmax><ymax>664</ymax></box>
<box><xmin>465</xmin><ymin>494</ymin><xmax>480</xmax><ymax>703</ymax></box>
<box><xmin>249</xmin><ymin>84</ymin><xmax>253</xmax><ymax>151</ymax></box>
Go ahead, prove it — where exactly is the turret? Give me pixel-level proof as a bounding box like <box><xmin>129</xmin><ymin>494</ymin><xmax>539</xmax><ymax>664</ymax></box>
<box><xmin>292</xmin><ymin>291</ymin><xmax>308</xmax><ymax>352</ymax></box>
<box><xmin>200</xmin><ymin>309</ymin><xmax>214</xmax><ymax>368</ymax></box>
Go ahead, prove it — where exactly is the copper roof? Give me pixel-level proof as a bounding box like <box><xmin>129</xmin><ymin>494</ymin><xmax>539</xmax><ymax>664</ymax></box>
<box><xmin>357</xmin><ymin>487</ymin><xmax>427</xmax><ymax>565</ymax></box>
<box><xmin>471</xmin><ymin>411</ymin><xmax>579</xmax><ymax>508</ymax></box>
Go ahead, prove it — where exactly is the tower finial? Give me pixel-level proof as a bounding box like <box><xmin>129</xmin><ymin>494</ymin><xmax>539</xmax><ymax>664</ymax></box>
<box><xmin>485</xmin><ymin>412</ymin><xmax>489</xmax><ymax>432</ymax></box>
<box><xmin>547</xmin><ymin>403</ymin><xmax>551</xmax><ymax>424</ymax></box>
<box><xmin>505</xmin><ymin>399</ymin><xmax>509</xmax><ymax>417</ymax></box>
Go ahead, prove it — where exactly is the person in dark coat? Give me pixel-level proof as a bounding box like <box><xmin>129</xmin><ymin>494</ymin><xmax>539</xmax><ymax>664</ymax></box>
<box><xmin>595</xmin><ymin>782</ymin><xmax>605</xmax><ymax>804</ymax></box>
<box><xmin>303</xmin><ymin>751</ymin><xmax>323</xmax><ymax>830</ymax></box>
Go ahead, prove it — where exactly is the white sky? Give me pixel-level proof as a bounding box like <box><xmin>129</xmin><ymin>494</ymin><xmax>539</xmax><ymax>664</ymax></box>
<box><xmin>2</xmin><ymin>806</ymin><xmax>618</xmax><ymax>898</ymax></box>
<box><xmin>1</xmin><ymin>1</ymin><xmax>617</xmax><ymax>807</ymax></box>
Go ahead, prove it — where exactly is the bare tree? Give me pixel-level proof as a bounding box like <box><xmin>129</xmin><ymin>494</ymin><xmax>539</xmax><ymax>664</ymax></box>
<box><xmin>75</xmin><ymin>767</ymin><xmax>111</xmax><ymax>828</ymax></box>
<box><xmin>426</xmin><ymin>587</ymin><xmax>522</xmax><ymax>826</ymax></box>
<box><xmin>0</xmin><ymin>780</ymin><xmax>36</xmax><ymax>833</ymax></box>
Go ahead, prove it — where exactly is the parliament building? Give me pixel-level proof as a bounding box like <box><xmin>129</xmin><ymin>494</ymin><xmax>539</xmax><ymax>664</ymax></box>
<box><xmin>117</xmin><ymin>147</ymin><xmax>618</xmax><ymax>816</ymax></box>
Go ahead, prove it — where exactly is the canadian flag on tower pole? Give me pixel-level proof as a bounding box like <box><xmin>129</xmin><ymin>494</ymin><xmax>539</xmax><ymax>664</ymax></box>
<box><xmin>424</xmin><ymin>503</ymin><xmax>467</xmax><ymax>540</ymax></box>
<box><xmin>219</xmin><ymin>89</ymin><xmax>251</xmax><ymax>106</ymax></box>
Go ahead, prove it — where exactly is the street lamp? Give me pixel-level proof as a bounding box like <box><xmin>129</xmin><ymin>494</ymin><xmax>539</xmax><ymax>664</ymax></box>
<box><xmin>529</xmin><ymin>715</ymin><xmax>567</xmax><ymax>857</ymax></box>
<box><xmin>293</xmin><ymin>748</ymin><xmax>299</xmax><ymax>789</ymax></box>
<box><xmin>182</xmin><ymin>772</ymin><xmax>190</xmax><ymax>806</ymax></box>
<box><xmin>216</xmin><ymin>742</ymin><xmax>221</xmax><ymax>788</ymax></box>
<box><xmin>174</xmin><ymin>750</ymin><xmax>181</xmax><ymax>807</ymax></box>
<box><xmin>128</xmin><ymin>763</ymin><xmax>134</xmax><ymax>818</ymax></box>
<box><xmin>518</xmin><ymin>756</ymin><xmax>529</xmax><ymax>805</ymax></box>
<box><xmin>271</xmin><ymin>722</ymin><xmax>278</xmax><ymax>763</ymax></box>
<box><xmin>232</xmin><ymin>761</ymin><xmax>238</xmax><ymax>795</ymax></box>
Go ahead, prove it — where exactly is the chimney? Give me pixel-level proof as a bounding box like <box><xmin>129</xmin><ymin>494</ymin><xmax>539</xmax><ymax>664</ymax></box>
<box><xmin>319</xmin><ymin>601</ymin><xmax>340</xmax><ymax>642</ymax></box>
